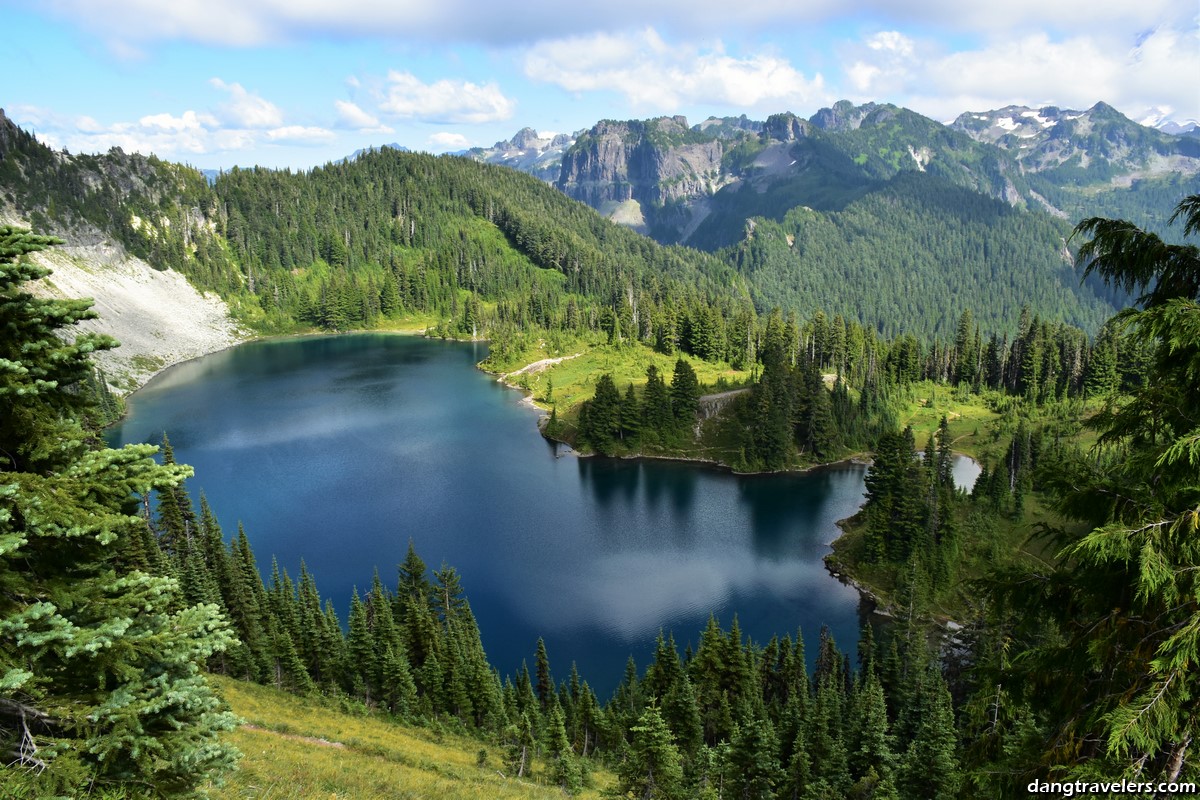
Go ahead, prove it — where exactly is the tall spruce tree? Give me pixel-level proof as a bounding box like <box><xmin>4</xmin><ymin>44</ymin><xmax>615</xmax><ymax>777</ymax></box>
<box><xmin>0</xmin><ymin>226</ymin><xmax>239</xmax><ymax>795</ymax></box>
<box><xmin>619</xmin><ymin>705</ymin><xmax>686</xmax><ymax>800</ymax></box>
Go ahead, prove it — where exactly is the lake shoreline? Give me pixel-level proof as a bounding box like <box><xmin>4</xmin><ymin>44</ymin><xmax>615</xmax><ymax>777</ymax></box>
<box><xmin>109</xmin><ymin>332</ymin><xmax>868</xmax><ymax>695</ymax></box>
<box><xmin>108</xmin><ymin>326</ymin><xmax>433</xmax><ymax>425</ymax></box>
<box><xmin>111</xmin><ymin>331</ymin><xmax>909</xmax><ymax>625</ymax></box>
<box><xmin>489</xmin><ymin>356</ymin><xmax>875</xmax><ymax>478</ymax></box>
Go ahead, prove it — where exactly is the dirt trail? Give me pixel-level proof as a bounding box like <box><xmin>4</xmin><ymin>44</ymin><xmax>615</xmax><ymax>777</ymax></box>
<box><xmin>503</xmin><ymin>352</ymin><xmax>583</xmax><ymax>378</ymax></box>
<box><xmin>241</xmin><ymin>724</ymin><xmax>345</xmax><ymax>749</ymax></box>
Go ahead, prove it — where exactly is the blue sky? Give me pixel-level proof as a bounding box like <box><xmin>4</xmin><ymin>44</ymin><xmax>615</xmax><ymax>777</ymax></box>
<box><xmin>3</xmin><ymin>1</ymin><xmax>1197</xmax><ymax>169</ymax></box>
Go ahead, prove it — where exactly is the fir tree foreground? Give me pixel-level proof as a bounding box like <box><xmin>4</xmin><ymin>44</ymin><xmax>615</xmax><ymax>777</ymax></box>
<box><xmin>0</xmin><ymin>226</ymin><xmax>239</xmax><ymax>796</ymax></box>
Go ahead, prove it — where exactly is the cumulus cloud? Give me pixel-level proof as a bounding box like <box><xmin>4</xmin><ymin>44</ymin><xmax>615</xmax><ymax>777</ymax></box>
<box><xmin>842</xmin><ymin>23</ymin><xmax>1200</xmax><ymax>122</ymax></box>
<box><xmin>379</xmin><ymin>71</ymin><xmax>515</xmax><ymax>124</ymax></box>
<box><xmin>139</xmin><ymin>110</ymin><xmax>219</xmax><ymax>132</ymax></box>
<box><xmin>9</xmin><ymin>95</ymin><xmax>336</xmax><ymax>161</ymax></box>
<box><xmin>210</xmin><ymin>78</ymin><xmax>284</xmax><ymax>128</ymax></box>
<box><xmin>845</xmin><ymin>31</ymin><xmax>917</xmax><ymax>95</ymax></box>
<box><xmin>265</xmin><ymin>125</ymin><xmax>338</xmax><ymax>145</ymax></box>
<box><xmin>524</xmin><ymin>28</ymin><xmax>828</xmax><ymax>112</ymax></box>
<box><xmin>426</xmin><ymin>131</ymin><xmax>471</xmax><ymax>151</ymax></box>
<box><xmin>333</xmin><ymin>99</ymin><xmax>394</xmax><ymax>133</ymax></box>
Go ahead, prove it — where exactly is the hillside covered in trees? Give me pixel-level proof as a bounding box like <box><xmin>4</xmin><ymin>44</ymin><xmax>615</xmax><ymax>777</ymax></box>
<box><xmin>3</xmin><ymin>182</ymin><xmax>1199</xmax><ymax>797</ymax></box>
<box><xmin>0</xmin><ymin>109</ymin><xmax>1125</xmax><ymax>353</ymax></box>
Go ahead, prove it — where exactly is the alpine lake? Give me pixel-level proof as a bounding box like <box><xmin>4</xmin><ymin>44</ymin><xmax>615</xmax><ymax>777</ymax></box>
<box><xmin>108</xmin><ymin>333</ymin><xmax>979</xmax><ymax>698</ymax></box>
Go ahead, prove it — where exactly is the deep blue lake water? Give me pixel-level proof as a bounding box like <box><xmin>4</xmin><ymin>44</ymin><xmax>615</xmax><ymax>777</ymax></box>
<box><xmin>108</xmin><ymin>334</ymin><xmax>884</xmax><ymax>698</ymax></box>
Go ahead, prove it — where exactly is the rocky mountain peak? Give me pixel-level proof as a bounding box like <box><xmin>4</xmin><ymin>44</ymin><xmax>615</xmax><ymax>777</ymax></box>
<box><xmin>809</xmin><ymin>100</ymin><xmax>880</xmax><ymax>131</ymax></box>
<box><xmin>465</xmin><ymin>126</ymin><xmax>579</xmax><ymax>183</ymax></box>
<box><xmin>695</xmin><ymin>115</ymin><xmax>762</xmax><ymax>138</ymax></box>
<box><xmin>510</xmin><ymin>127</ymin><xmax>542</xmax><ymax>150</ymax></box>
<box><xmin>556</xmin><ymin>114</ymin><xmax>729</xmax><ymax>224</ymax></box>
<box><xmin>651</xmin><ymin>115</ymin><xmax>690</xmax><ymax>134</ymax></box>
<box><xmin>0</xmin><ymin>107</ymin><xmax>35</xmax><ymax>162</ymax></box>
<box><xmin>950</xmin><ymin>100</ymin><xmax>1200</xmax><ymax>180</ymax></box>
<box><xmin>763</xmin><ymin>112</ymin><xmax>808</xmax><ymax>142</ymax></box>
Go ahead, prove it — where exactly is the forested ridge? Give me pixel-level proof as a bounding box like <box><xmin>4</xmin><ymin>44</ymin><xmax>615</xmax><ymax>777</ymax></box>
<box><xmin>3</xmin><ymin>191</ymin><xmax>1199</xmax><ymax>796</ymax></box>
<box><xmin>0</xmin><ymin>109</ymin><xmax>1129</xmax><ymax>353</ymax></box>
<box><xmin>724</xmin><ymin>172</ymin><xmax>1118</xmax><ymax>340</ymax></box>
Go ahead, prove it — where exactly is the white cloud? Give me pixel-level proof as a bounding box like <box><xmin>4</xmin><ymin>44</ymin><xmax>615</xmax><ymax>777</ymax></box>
<box><xmin>10</xmin><ymin>95</ymin><xmax>336</xmax><ymax>161</ymax></box>
<box><xmin>210</xmin><ymin>78</ymin><xmax>284</xmax><ymax>128</ymax></box>
<box><xmin>844</xmin><ymin>31</ymin><xmax>918</xmax><ymax>96</ymax></box>
<box><xmin>139</xmin><ymin>110</ymin><xmax>218</xmax><ymax>132</ymax></box>
<box><xmin>37</xmin><ymin>0</ymin><xmax>1189</xmax><ymax>47</ymax></box>
<box><xmin>334</xmin><ymin>99</ymin><xmax>390</xmax><ymax>132</ymax></box>
<box><xmin>379</xmin><ymin>71</ymin><xmax>515</xmax><ymax>124</ymax></box>
<box><xmin>426</xmin><ymin>131</ymin><xmax>471</xmax><ymax>151</ymax></box>
<box><xmin>841</xmin><ymin>24</ymin><xmax>1200</xmax><ymax>123</ymax></box>
<box><xmin>867</xmin><ymin>30</ymin><xmax>914</xmax><ymax>57</ymax></box>
<box><xmin>524</xmin><ymin>28</ymin><xmax>828</xmax><ymax>112</ymax></box>
<box><xmin>75</xmin><ymin>115</ymin><xmax>104</xmax><ymax>133</ymax></box>
<box><xmin>265</xmin><ymin>125</ymin><xmax>337</xmax><ymax>145</ymax></box>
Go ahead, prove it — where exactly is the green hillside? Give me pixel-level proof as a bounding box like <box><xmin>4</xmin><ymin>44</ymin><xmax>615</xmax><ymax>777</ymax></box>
<box><xmin>207</xmin><ymin>676</ymin><xmax>614</xmax><ymax>799</ymax></box>
<box><xmin>725</xmin><ymin>171</ymin><xmax>1115</xmax><ymax>339</ymax></box>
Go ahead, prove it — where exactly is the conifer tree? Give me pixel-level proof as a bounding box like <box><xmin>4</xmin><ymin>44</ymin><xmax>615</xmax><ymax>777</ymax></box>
<box><xmin>669</xmin><ymin>358</ymin><xmax>701</xmax><ymax>428</ymax></box>
<box><xmin>154</xmin><ymin>433</ymin><xmax>195</xmax><ymax>557</ymax></box>
<box><xmin>725</xmin><ymin>715</ymin><xmax>784</xmax><ymax>800</ymax></box>
<box><xmin>535</xmin><ymin>637</ymin><xmax>554</xmax><ymax>712</ymax></box>
<box><xmin>849</xmin><ymin>671</ymin><xmax>897</xmax><ymax>788</ymax></box>
<box><xmin>619</xmin><ymin>705</ymin><xmax>686</xmax><ymax>800</ymax></box>
<box><xmin>806</xmin><ymin>679</ymin><xmax>851</xmax><ymax>795</ymax></box>
<box><xmin>641</xmin><ymin>364</ymin><xmax>674</xmax><ymax>442</ymax></box>
<box><xmin>546</xmin><ymin>696</ymin><xmax>583</xmax><ymax>793</ymax></box>
<box><xmin>620</xmin><ymin>382</ymin><xmax>641</xmax><ymax>441</ymax></box>
<box><xmin>581</xmin><ymin>373</ymin><xmax>622</xmax><ymax>453</ymax></box>
<box><xmin>346</xmin><ymin>588</ymin><xmax>378</xmax><ymax>703</ymax></box>
<box><xmin>663</xmin><ymin>675</ymin><xmax>704</xmax><ymax>768</ymax></box>
<box><xmin>898</xmin><ymin>669</ymin><xmax>960</xmax><ymax>800</ymax></box>
<box><xmin>644</xmin><ymin>630</ymin><xmax>684</xmax><ymax>702</ymax></box>
<box><xmin>504</xmin><ymin>711</ymin><xmax>537</xmax><ymax>779</ymax></box>
<box><xmin>0</xmin><ymin>226</ymin><xmax>239</xmax><ymax>794</ymax></box>
<box><xmin>432</xmin><ymin>562</ymin><xmax>467</xmax><ymax>624</ymax></box>
<box><xmin>225</xmin><ymin>525</ymin><xmax>272</xmax><ymax>680</ymax></box>
<box><xmin>990</xmin><ymin>193</ymin><xmax>1200</xmax><ymax>782</ymax></box>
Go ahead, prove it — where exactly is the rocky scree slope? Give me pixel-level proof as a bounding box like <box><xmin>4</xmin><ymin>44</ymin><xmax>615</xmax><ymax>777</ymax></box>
<box><xmin>0</xmin><ymin>108</ymin><xmax>246</xmax><ymax>392</ymax></box>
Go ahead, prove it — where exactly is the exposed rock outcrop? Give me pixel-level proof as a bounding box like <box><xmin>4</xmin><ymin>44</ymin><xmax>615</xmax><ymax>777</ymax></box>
<box><xmin>9</xmin><ymin>208</ymin><xmax>248</xmax><ymax>393</ymax></box>
<box><xmin>763</xmin><ymin>112</ymin><xmax>809</xmax><ymax>142</ymax></box>
<box><xmin>555</xmin><ymin>116</ymin><xmax>737</xmax><ymax>240</ymax></box>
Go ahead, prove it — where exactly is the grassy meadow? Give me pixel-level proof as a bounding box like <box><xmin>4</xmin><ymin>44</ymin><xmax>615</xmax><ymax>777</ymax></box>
<box><xmin>204</xmin><ymin>677</ymin><xmax>614</xmax><ymax>800</ymax></box>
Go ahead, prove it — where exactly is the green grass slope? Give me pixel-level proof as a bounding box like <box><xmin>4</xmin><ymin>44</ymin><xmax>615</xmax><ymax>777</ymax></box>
<box><xmin>206</xmin><ymin>677</ymin><xmax>614</xmax><ymax>800</ymax></box>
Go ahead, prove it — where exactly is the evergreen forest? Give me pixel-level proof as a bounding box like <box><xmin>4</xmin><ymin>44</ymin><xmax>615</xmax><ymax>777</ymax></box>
<box><xmin>2</xmin><ymin>181</ymin><xmax>1199</xmax><ymax>797</ymax></box>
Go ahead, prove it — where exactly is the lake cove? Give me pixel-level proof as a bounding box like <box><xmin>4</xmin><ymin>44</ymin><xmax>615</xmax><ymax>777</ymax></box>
<box><xmin>109</xmin><ymin>333</ymin><xmax>869</xmax><ymax>698</ymax></box>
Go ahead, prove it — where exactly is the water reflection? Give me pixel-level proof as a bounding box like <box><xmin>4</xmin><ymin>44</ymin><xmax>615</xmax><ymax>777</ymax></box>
<box><xmin>110</xmin><ymin>334</ymin><xmax>867</xmax><ymax>698</ymax></box>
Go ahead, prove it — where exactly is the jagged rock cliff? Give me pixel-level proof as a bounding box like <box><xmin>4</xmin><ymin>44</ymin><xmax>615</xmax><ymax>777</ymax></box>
<box><xmin>555</xmin><ymin>116</ymin><xmax>738</xmax><ymax>239</ymax></box>
<box><xmin>557</xmin><ymin>116</ymin><xmax>730</xmax><ymax>206</ymax></box>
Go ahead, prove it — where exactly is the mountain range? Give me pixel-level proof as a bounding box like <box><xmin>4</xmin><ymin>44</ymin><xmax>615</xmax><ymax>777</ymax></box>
<box><xmin>467</xmin><ymin>101</ymin><xmax>1200</xmax><ymax>250</ymax></box>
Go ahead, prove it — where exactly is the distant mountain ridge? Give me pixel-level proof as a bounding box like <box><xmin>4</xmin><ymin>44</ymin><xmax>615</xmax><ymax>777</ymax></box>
<box><xmin>459</xmin><ymin>101</ymin><xmax>1148</xmax><ymax>337</ymax></box>
<box><xmin>469</xmin><ymin>100</ymin><xmax>1200</xmax><ymax>249</ymax></box>
<box><xmin>950</xmin><ymin>101</ymin><xmax>1200</xmax><ymax>179</ymax></box>
<box><xmin>463</xmin><ymin>128</ymin><xmax>577</xmax><ymax>183</ymax></box>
